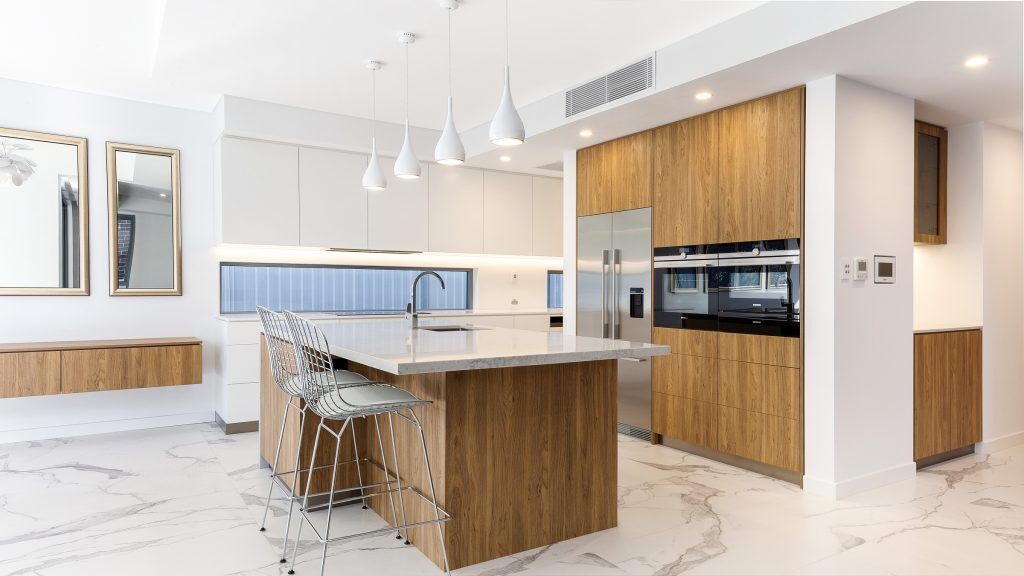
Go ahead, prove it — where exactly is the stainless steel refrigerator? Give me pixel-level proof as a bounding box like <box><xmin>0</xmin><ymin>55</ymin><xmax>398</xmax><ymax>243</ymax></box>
<box><xmin>577</xmin><ymin>208</ymin><xmax>652</xmax><ymax>439</ymax></box>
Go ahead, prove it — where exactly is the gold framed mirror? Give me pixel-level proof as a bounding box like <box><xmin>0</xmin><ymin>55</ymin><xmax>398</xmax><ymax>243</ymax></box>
<box><xmin>0</xmin><ymin>127</ymin><xmax>89</xmax><ymax>296</ymax></box>
<box><xmin>106</xmin><ymin>142</ymin><xmax>182</xmax><ymax>296</ymax></box>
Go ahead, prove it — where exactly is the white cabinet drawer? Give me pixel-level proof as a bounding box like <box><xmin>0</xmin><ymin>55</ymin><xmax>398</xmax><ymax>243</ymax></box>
<box><xmin>223</xmin><ymin>321</ymin><xmax>262</xmax><ymax>346</ymax></box>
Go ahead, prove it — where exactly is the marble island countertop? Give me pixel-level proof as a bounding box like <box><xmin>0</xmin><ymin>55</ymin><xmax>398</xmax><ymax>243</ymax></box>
<box><xmin>309</xmin><ymin>318</ymin><xmax>668</xmax><ymax>375</ymax></box>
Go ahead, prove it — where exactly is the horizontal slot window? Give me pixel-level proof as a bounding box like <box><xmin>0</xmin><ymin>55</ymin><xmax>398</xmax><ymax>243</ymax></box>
<box><xmin>547</xmin><ymin>270</ymin><xmax>563</xmax><ymax>309</ymax></box>
<box><xmin>220</xmin><ymin>263</ymin><xmax>472</xmax><ymax>314</ymax></box>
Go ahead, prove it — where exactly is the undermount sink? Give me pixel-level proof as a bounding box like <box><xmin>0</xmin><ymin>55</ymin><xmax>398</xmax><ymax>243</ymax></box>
<box><xmin>418</xmin><ymin>325</ymin><xmax>485</xmax><ymax>332</ymax></box>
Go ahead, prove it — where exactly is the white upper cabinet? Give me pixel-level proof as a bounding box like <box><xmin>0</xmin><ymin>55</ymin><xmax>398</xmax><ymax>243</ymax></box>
<box><xmin>532</xmin><ymin>176</ymin><xmax>563</xmax><ymax>257</ymax></box>
<box><xmin>368</xmin><ymin>158</ymin><xmax>429</xmax><ymax>252</ymax></box>
<box><xmin>221</xmin><ymin>138</ymin><xmax>299</xmax><ymax>245</ymax></box>
<box><xmin>428</xmin><ymin>165</ymin><xmax>484</xmax><ymax>253</ymax></box>
<box><xmin>483</xmin><ymin>171</ymin><xmax>533</xmax><ymax>255</ymax></box>
<box><xmin>298</xmin><ymin>147</ymin><xmax>368</xmax><ymax>249</ymax></box>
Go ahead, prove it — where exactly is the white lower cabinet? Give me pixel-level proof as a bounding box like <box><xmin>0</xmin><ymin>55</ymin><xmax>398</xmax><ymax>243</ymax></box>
<box><xmin>469</xmin><ymin>315</ymin><xmax>516</xmax><ymax>329</ymax></box>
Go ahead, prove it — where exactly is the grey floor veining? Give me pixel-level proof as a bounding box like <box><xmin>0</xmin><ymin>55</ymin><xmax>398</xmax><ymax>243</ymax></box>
<box><xmin>1</xmin><ymin>423</ymin><xmax>1022</xmax><ymax>575</ymax></box>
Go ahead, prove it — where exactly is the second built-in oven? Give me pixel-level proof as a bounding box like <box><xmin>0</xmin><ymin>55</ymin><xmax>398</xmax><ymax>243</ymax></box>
<box><xmin>714</xmin><ymin>239</ymin><xmax>801</xmax><ymax>337</ymax></box>
<box><xmin>653</xmin><ymin>245</ymin><xmax>718</xmax><ymax>331</ymax></box>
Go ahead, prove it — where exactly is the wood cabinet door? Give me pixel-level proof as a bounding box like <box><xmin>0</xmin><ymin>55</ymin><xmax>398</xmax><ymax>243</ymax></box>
<box><xmin>718</xmin><ymin>87</ymin><xmax>803</xmax><ymax>242</ymax></box>
<box><xmin>914</xmin><ymin>330</ymin><xmax>982</xmax><ymax>460</ymax></box>
<box><xmin>61</xmin><ymin>344</ymin><xmax>202</xmax><ymax>393</ymax></box>
<box><xmin>0</xmin><ymin>351</ymin><xmax>60</xmax><ymax>398</ymax></box>
<box><xmin>654</xmin><ymin>113</ymin><xmax>719</xmax><ymax>247</ymax></box>
<box><xmin>653</xmin><ymin>393</ymin><xmax>717</xmax><ymax>449</ymax></box>
<box><xmin>576</xmin><ymin>131</ymin><xmax>652</xmax><ymax>216</ymax></box>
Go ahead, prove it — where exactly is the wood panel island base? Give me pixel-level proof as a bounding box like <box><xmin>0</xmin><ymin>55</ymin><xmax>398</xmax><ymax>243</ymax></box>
<box><xmin>259</xmin><ymin>320</ymin><xmax>668</xmax><ymax>570</ymax></box>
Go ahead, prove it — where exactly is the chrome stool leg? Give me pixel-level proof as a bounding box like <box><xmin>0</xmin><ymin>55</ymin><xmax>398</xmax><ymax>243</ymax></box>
<box><xmin>410</xmin><ymin>408</ymin><xmax>451</xmax><ymax>575</ymax></box>
<box><xmin>349</xmin><ymin>419</ymin><xmax>368</xmax><ymax>509</ymax></box>
<box><xmin>387</xmin><ymin>411</ymin><xmax>411</xmax><ymax>545</ymax></box>
<box><xmin>320</xmin><ymin>418</ymin><xmax>350</xmax><ymax>576</ymax></box>
<box><xmin>277</xmin><ymin>405</ymin><xmax>307</xmax><ymax>563</ymax></box>
<box><xmin>260</xmin><ymin>395</ymin><xmax>294</xmax><ymax>532</ymax></box>
<box><xmin>372</xmin><ymin>414</ymin><xmax>401</xmax><ymax>537</ymax></box>
<box><xmin>288</xmin><ymin>416</ymin><xmax>324</xmax><ymax>575</ymax></box>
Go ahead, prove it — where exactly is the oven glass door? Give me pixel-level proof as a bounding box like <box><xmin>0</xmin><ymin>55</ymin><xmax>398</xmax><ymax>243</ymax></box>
<box><xmin>653</xmin><ymin>261</ymin><xmax>718</xmax><ymax>330</ymax></box>
<box><xmin>715</xmin><ymin>259</ymin><xmax>800</xmax><ymax>337</ymax></box>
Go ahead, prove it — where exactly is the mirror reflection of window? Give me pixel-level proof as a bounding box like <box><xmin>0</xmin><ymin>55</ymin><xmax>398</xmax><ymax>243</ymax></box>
<box><xmin>0</xmin><ymin>130</ymin><xmax>88</xmax><ymax>294</ymax></box>
<box><xmin>107</xmin><ymin>143</ymin><xmax>180</xmax><ymax>296</ymax></box>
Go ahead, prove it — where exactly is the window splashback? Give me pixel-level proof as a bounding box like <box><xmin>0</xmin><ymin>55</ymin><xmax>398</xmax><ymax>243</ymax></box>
<box><xmin>220</xmin><ymin>263</ymin><xmax>472</xmax><ymax>314</ymax></box>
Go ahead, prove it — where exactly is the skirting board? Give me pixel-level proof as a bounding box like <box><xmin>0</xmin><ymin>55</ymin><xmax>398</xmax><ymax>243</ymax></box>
<box><xmin>0</xmin><ymin>411</ymin><xmax>215</xmax><ymax>444</ymax></box>
<box><xmin>976</xmin><ymin>430</ymin><xmax>1024</xmax><ymax>454</ymax></box>
<box><xmin>215</xmin><ymin>412</ymin><xmax>259</xmax><ymax>435</ymax></box>
<box><xmin>803</xmin><ymin>461</ymin><xmax>917</xmax><ymax>500</ymax></box>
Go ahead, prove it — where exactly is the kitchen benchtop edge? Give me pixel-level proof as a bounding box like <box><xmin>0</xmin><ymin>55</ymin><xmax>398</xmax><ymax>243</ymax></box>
<box><xmin>217</xmin><ymin>309</ymin><xmax>563</xmax><ymax>323</ymax></box>
<box><xmin>913</xmin><ymin>326</ymin><xmax>983</xmax><ymax>335</ymax></box>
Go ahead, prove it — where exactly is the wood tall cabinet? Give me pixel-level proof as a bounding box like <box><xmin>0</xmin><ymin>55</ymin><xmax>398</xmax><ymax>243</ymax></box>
<box><xmin>653</xmin><ymin>113</ymin><xmax>719</xmax><ymax>246</ymax></box>
<box><xmin>718</xmin><ymin>88</ymin><xmax>804</xmax><ymax>242</ymax></box>
<box><xmin>576</xmin><ymin>130</ymin><xmax>653</xmax><ymax>216</ymax></box>
<box><xmin>914</xmin><ymin>329</ymin><xmax>982</xmax><ymax>461</ymax></box>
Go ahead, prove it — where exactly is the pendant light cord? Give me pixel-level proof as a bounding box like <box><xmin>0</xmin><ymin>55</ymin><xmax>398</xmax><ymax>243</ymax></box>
<box><xmin>405</xmin><ymin>42</ymin><xmax>410</xmax><ymax>123</ymax></box>
<box><xmin>370</xmin><ymin>66</ymin><xmax>377</xmax><ymax>141</ymax></box>
<box><xmin>448</xmin><ymin>7</ymin><xmax>453</xmax><ymax>98</ymax></box>
<box><xmin>505</xmin><ymin>0</ymin><xmax>510</xmax><ymax>67</ymax></box>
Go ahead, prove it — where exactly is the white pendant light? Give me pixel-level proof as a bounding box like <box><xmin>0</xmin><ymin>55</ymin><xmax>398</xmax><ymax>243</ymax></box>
<box><xmin>362</xmin><ymin>60</ymin><xmax>387</xmax><ymax>191</ymax></box>
<box><xmin>435</xmin><ymin>0</ymin><xmax>465</xmax><ymax>166</ymax></box>
<box><xmin>489</xmin><ymin>0</ymin><xmax>525</xmax><ymax>146</ymax></box>
<box><xmin>394</xmin><ymin>32</ymin><xmax>421</xmax><ymax>179</ymax></box>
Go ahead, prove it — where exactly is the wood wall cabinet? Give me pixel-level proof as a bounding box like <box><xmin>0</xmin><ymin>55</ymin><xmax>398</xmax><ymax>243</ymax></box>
<box><xmin>298</xmin><ymin>147</ymin><xmax>368</xmax><ymax>249</ymax></box>
<box><xmin>653</xmin><ymin>113</ymin><xmax>719</xmax><ymax>246</ymax></box>
<box><xmin>914</xmin><ymin>121</ymin><xmax>948</xmax><ymax>245</ymax></box>
<box><xmin>718</xmin><ymin>87</ymin><xmax>803</xmax><ymax>242</ymax></box>
<box><xmin>914</xmin><ymin>329</ymin><xmax>981</xmax><ymax>461</ymax></box>
<box><xmin>576</xmin><ymin>131</ymin><xmax>653</xmax><ymax>216</ymax></box>
<box><xmin>0</xmin><ymin>338</ymin><xmax>202</xmax><ymax>398</ymax></box>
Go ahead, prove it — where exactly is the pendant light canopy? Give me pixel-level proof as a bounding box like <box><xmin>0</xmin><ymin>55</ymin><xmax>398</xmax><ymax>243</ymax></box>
<box><xmin>362</xmin><ymin>60</ymin><xmax>387</xmax><ymax>191</ymax></box>
<box><xmin>489</xmin><ymin>0</ymin><xmax>525</xmax><ymax>146</ymax></box>
<box><xmin>394</xmin><ymin>32</ymin><xmax>421</xmax><ymax>179</ymax></box>
<box><xmin>435</xmin><ymin>0</ymin><xmax>465</xmax><ymax>166</ymax></box>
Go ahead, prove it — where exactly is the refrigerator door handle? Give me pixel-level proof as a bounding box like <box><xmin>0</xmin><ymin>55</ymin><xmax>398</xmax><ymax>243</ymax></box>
<box><xmin>612</xmin><ymin>248</ymin><xmax>621</xmax><ymax>339</ymax></box>
<box><xmin>601</xmin><ymin>249</ymin><xmax>610</xmax><ymax>338</ymax></box>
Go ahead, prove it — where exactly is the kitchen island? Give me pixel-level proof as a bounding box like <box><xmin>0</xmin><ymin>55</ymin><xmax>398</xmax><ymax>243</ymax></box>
<box><xmin>259</xmin><ymin>319</ymin><xmax>668</xmax><ymax>570</ymax></box>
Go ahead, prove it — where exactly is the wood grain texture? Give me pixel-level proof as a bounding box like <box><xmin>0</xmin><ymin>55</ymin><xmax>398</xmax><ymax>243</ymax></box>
<box><xmin>0</xmin><ymin>337</ymin><xmax>201</xmax><ymax>354</ymax></box>
<box><xmin>718</xmin><ymin>360</ymin><xmax>800</xmax><ymax>420</ymax></box>
<box><xmin>914</xmin><ymin>329</ymin><xmax>982</xmax><ymax>460</ymax></box>
<box><xmin>717</xmin><ymin>332</ymin><xmax>800</xmax><ymax>368</ymax></box>
<box><xmin>576</xmin><ymin>131</ymin><xmax>652</xmax><ymax>216</ymax></box>
<box><xmin>652</xmin><ymin>353</ymin><xmax>717</xmax><ymax>403</ymax></box>
<box><xmin>914</xmin><ymin>120</ymin><xmax>948</xmax><ymax>245</ymax></box>
<box><xmin>653</xmin><ymin>392</ymin><xmax>717</xmax><ymax>449</ymax></box>
<box><xmin>0</xmin><ymin>351</ymin><xmax>60</xmax><ymax>399</ymax></box>
<box><xmin>718</xmin><ymin>87</ymin><xmax>803</xmax><ymax>242</ymax></box>
<box><xmin>653</xmin><ymin>327</ymin><xmax>717</xmax><ymax>358</ymax></box>
<box><xmin>60</xmin><ymin>344</ymin><xmax>202</xmax><ymax>393</ymax></box>
<box><xmin>653</xmin><ymin>113</ymin><xmax>719</xmax><ymax>246</ymax></box>
<box><xmin>717</xmin><ymin>405</ymin><xmax>800</xmax><ymax>472</ymax></box>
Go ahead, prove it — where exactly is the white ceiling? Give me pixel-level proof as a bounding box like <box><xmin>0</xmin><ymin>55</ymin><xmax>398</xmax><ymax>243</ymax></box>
<box><xmin>0</xmin><ymin>0</ymin><xmax>762</xmax><ymax>128</ymax></box>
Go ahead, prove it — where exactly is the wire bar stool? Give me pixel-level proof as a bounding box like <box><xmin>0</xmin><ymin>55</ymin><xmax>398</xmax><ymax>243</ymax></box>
<box><xmin>256</xmin><ymin>306</ymin><xmax>399</xmax><ymax>564</ymax></box>
<box><xmin>283</xmin><ymin>311</ymin><xmax>451</xmax><ymax>576</ymax></box>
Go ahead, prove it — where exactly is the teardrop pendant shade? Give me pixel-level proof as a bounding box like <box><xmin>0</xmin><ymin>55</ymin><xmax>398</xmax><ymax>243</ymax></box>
<box><xmin>489</xmin><ymin>65</ymin><xmax>525</xmax><ymax>146</ymax></box>
<box><xmin>435</xmin><ymin>96</ymin><xmax>465</xmax><ymax>166</ymax></box>
<box><xmin>394</xmin><ymin>122</ymin><xmax>421</xmax><ymax>179</ymax></box>
<box><xmin>362</xmin><ymin>139</ymin><xmax>387</xmax><ymax>190</ymax></box>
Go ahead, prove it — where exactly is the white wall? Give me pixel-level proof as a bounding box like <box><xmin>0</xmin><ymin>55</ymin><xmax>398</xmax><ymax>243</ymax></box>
<box><xmin>562</xmin><ymin>150</ymin><xmax>578</xmax><ymax>335</ymax></box>
<box><xmin>0</xmin><ymin>78</ymin><xmax>218</xmax><ymax>443</ymax></box>
<box><xmin>804</xmin><ymin>75</ymin><xmax>916</xmax><ymax>498</ymax></box>
<box><xmin>980</xmin><ymin>123</ymin><xmax>1024</xmax><ymax>451</ymax></box>
<box><xmin>913</xmin><ymin>123</ymin><xmax>984</xmax><ymax>330</ymax></box>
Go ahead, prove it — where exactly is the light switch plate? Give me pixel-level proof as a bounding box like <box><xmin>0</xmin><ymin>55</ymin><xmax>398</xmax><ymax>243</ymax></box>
<box><xmin>853</xmin><ymin>257</ymin><xmax>869</xmax><ymax>281</ymax></box>
<box><xmin>841</xmin><ymin>258</ymin><xmax>852</xmax><ymax>280</ymax></box>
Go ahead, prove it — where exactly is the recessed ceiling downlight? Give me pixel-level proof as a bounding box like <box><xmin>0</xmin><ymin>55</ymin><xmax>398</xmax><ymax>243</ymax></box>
<box><xmin>964</xmin><ymin>55</ymin><xmax>990</xmax><ymax>68</ymax></box>
<box><xmin>695</xmin><ymin>91</ymin><xmax>712</xmax><ymax>101</ymax></box>
<box><xmin>578</xmin><ymin>129</ymin><xmax>593</xmax><ymax>138</ymax></box>
<box><xmin>500</xmin><ymin>155</ymin><xmax>511</xmax><ymax>162</ymax></box>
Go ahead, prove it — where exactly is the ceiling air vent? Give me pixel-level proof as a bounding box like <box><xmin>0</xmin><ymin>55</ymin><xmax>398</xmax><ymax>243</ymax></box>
<box><xmin>564</xmin><ymin>55</ymin><xmax>655</xmax><ymax>118</ymax></box>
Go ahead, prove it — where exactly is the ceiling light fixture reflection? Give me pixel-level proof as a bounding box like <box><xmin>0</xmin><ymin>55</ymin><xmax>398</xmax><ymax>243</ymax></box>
<box><xmin>964</xmin><ymin>55</ymin><xmax>990</xmax><ymax>68</ymax></box>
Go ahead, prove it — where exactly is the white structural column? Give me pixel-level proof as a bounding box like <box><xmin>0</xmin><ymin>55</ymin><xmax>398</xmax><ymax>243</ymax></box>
<box><xmin>562</xmin><ymin>149</ymin><xmax>578</xmax><ymax>336</ymax></box>
<box><xmin>803</xmin><ymin>75</ymin><xmax>916</xmax><ymax>498</ymax></box>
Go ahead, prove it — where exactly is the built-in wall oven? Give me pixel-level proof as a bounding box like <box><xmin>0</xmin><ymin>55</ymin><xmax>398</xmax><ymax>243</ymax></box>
<box><xmin>653</xmin><ymin>245</ymin><xmax>718</xmax><ymax>331</ymax></box>
<box><xmin>715</xmin><ymin>239</ymin><xmax>800</xmax><ymax>338</ymax></box>
<box><xmin>653</xmin><ymin>239</ymin><xmax>800</xmax><ymax>337</ymax></box>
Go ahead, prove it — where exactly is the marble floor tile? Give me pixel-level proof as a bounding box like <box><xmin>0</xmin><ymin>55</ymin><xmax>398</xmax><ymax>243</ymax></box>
<box><xmin>1</xmin><ymin>424</ymin><xmax>1022</xmax><ymax>576</ymax></box>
